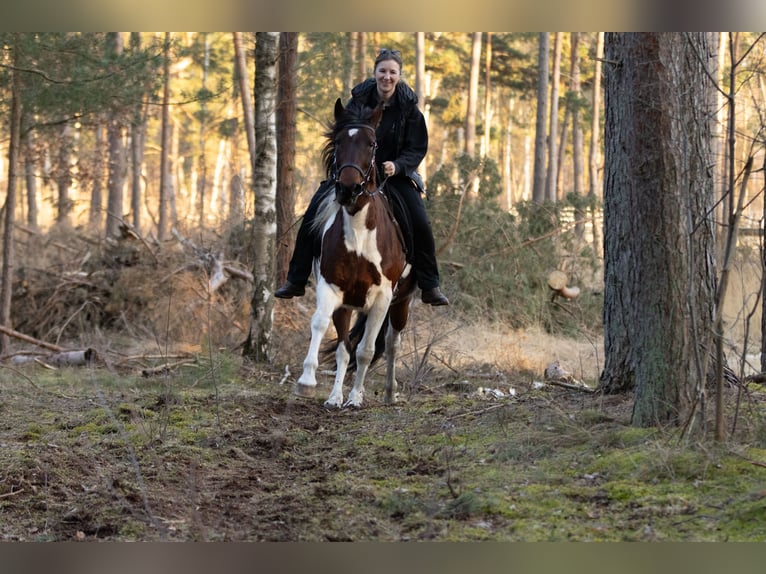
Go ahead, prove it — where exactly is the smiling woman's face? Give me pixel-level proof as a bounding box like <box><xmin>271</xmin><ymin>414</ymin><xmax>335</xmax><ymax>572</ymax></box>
<box><xmin>375</xmin><ymin>58</ymin><xmax>401</xmax><ymax>103</ymax></box>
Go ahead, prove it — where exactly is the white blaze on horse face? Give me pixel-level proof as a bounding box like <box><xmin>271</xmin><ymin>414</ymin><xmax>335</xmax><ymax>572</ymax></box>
<box><xmin>348</xmin><ymin>128</ymin><xmax>359</xmax><ymax>138</ymax></box>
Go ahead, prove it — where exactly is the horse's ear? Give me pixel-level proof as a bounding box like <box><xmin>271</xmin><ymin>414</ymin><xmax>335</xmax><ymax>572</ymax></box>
<box><xmin>334</xmin><ymin>98</ymin><xmax>345</xmax><ymax>120</ymax></box>
<box><xmin>371</xmin><ymin>102</ymin><xmax>384</xmax><ymax>129</ymax></box>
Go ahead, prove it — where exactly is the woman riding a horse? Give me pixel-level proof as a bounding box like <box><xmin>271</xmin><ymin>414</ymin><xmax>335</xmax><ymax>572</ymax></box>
<box><xmin>276</xmin><ymin>48</ymin><xmax>449</xmax><ymax>307</ymax></box>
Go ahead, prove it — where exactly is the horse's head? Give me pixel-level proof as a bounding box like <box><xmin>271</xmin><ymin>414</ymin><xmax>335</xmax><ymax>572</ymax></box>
<box><xmin>328</xmin><ymin>98</ymin><xmax>382</xmax><ymax>209</ymax></box>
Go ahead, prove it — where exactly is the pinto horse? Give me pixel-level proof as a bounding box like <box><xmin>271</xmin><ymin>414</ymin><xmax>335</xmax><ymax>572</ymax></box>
<box><xmin>294</xmin><ymin>98</ymin><xmax>416</xmax><ymax>408</ymax></box>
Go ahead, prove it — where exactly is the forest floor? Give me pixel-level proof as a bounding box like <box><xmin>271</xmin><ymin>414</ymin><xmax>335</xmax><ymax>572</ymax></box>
<box><xmin>2</xmin><ymin>299</ymin><xmax>766</xmax><ymax>542</ymax></box>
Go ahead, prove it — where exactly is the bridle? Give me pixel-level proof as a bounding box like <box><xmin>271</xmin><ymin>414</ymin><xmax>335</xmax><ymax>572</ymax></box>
<box><xmin>331</xmin><ymin>124</ymin><xmax>381</xmax><ymax>199</ymax></box>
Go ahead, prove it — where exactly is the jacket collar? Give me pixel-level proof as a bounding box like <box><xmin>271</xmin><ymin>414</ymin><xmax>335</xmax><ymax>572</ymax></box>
<box><xmin>351</xmin><ymin>78</ymin><xmax>418</xmax><ymax>109</ymax></box>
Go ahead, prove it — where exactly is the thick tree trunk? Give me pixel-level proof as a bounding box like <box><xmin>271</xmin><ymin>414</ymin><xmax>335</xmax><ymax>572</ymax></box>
<box><xmin>599</xmin><ymin>33</ymin><xmax>718</xmax><ymax>428</ymax></box>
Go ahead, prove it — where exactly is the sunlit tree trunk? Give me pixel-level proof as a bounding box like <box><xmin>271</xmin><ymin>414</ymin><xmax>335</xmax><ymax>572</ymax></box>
<box><xmin>56</xmin><ymin>124</ymin><xmax>73</xmax><ymax>225</ymax></box>
<box><xmin>243</xmin><ymin>32</ymin><xmax>278</xmax><ymax>362</ymax></box>
<box><xmin>276</xmin><ymin>32</ymin><xmax>298</xmax><ymax>285</ymax></box>
<box><xmin>90</xmin><ymin>120</ymin><xmax>105</xmax><ymax>226</ymax></box>
<box><xmin>105</xmin><ymin>32</ymin><xmax>127</xmax><ymax>238</ymax></box>
<box><xmin>545</xmin><ymin>32</ymin><xmax>562</xmax><ymax>203</ymax></box>
<box><xmin>0</xmin><ymin>35</ymin><xmax>23</xmax><ymax>353</ymax></box>
<box><xmin>465</xmin><ymin>32</ymin><xmax>481</xmax><ymax>158</ymax></box>
<box><xmin>588</xmin><ymin>32</ymin><xmax>604</xmax><ymax>257</ymax></box>
<box><xmin>158</xmin><ymin>32</ymin><xmax>172</xmax><ymax>241</ymax></box>
<box><xmin>356</xmin><ymin>33</ymin><xmax>366</xmax><ymax>85</ymax></box>
<box><xmin>570</xmin><ymin>32</ymin><xmax>586</xmax><ymax>238</ymax></box>
<box><xmin>22</xmin><ymin>122</ymin><xmax>38</xmax><ymax>230</ymax></box>
<box><xmin>482</xmin><ymin>32</ymin><xmax>492</xmax><ymax>159</ymax></box>
<box><xmin>233</xmin><ymin>32</ymin><xmax>256</xmax><ymax>178</ymax></box>
<box><xmin>129</xmin><ymin>32</ymin><xmax>147</xmax><ymax>234</ymax></box>
<box><xmin>599</xmin><ymin>32</ymin><xmax>719</xmax><ymax>428</ymax></box>
<box><xmin>532</xmin><ymin>33</ymin><xmax>549</xmax><ymax>204</ymax></box>
<box><xmin>415</xmin><ymin>32</ymin><xmax>427</xmax><ymax>183</ymax></box>
<box><xmin>196</xmin><ymin>33</ymin><xmax>210</xmax><ymax>228</ymax></box>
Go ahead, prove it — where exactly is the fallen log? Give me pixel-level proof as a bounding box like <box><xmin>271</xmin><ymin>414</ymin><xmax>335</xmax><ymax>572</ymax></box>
<box><xmin>0</xmin><ymin>325</ymin><xmax>64</xmax><ymax>352</ymax></box>
<box><xmin>548</xmin><ymin>270</ymin><xmax>581</xmax><ymax>300</ymax></box>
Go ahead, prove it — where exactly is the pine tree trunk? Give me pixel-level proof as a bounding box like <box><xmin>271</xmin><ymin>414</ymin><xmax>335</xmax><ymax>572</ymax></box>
<box><xmin>0</xmin><ymin>36</ymin><xmax>23</xmax><ymax>353</ymax></box>
<box><xmin>545</xmin><ymin>32</ymin><xmax>562</xmax><ymax>203</ymax></box>
<box><xmin>532</xmin><ymin>33</ymin><xmax>549</xmax><ymax>204</ymax></box>
<box><xmin>105</xmin><ymin>32</ymin><xmax>126</xmax><ymax>239</ymax></box>
<box><xmin>465</xmin><ymin>32</ymin><xmax>482</xmax><ymax>160</ymax></box>
<box><xmin>589</xmin><ymin>32</ymin><xmax>604</xmax><ymax>257</ymax></box>
<box><xmin>158</xmin><ymin>32</ymin><xmax>172</xmax><ymax>241</ymax></box>
<box><xmin>22</xmin><ymin>125</ymin><xmax>38</xmax><ymax>230</ymax></box>
<box><xmin>570</xmin><ymin>32</ymin><xmax>586</xmax><ymax>238</ymax></box>
<box><xmin>599</xmin><ymin>33</ymin><xmax>719</xmax><ymax>427</ymax></box>
<box><xmin>276</xmin><ymin>32</ymin><xmax>298</xmax><ymax>285</ymax></box>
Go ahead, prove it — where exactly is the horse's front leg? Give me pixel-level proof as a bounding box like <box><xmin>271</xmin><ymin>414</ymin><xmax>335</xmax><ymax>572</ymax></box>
<box><xmin>295</xmin><ymin>284</ymin><xmax>338</xmax><ymax>397</ymax></box>
<box><xmin>325</xmin><ymin>307</ymin><xmax>353</xmax><ymax>408</ymax></box>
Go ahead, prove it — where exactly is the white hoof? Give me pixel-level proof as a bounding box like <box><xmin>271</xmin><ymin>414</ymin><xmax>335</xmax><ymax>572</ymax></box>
<box><xmin>343</xmin><ymin>392</ymin><xmax>363</xmax><ymax>408</ymax></box>
<box><xmin>324</xmin><ymin>394</ymin><xmax>343</xmax><ymax>408</ymax></box>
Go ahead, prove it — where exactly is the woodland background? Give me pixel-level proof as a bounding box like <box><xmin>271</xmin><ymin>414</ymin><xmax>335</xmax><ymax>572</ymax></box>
<box><xmin>2</xmin><ymin>31</ymin><xmax>766</xmax><ymax>542</ymax></box>
<box><xmin>0</xmin><ymin>32</ymin><xmax>764</xmax><ymax>419</ymax></box>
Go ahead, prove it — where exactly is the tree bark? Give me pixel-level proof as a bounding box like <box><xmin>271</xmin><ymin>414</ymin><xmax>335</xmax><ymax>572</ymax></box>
<box><xmin>545</xmin><ymin>32</ymin><xmax>562</xmax><ymax>203</ymax></box>
<box><xmin>233</xmin><ymin>32</ymin><xmax>256</xmax><ymax>177</ymax></box>
<box><xmin>158</xmin><ymin>32</ymin><xmax>172</xmax><ymax>241</ymax></box>
<box><xmin>532</xmin><ymin>33</ymin><xmax>549</xmax><ymax>204</ymax></box>
<box><xmin>599</xmin><ymin>33</ymin><xmax>719</xmax><ymax>428</ymax></box>
<box><xmin>276</xmin><ymin>32</ymin><xmax>298</xmax><ymax>285</ymax></box>
<box><xmin>570</xmin><ymin>32</ymin><xmax>585</xmax><ymax>238</ymax></box>
<box><xmin>243</xmin><ymin>32</ymin><xmax>279</xmax><ymax>363</ymax></box>
<box><xmin>0</xmin><ymin>35</ymin><xmax>23</xmax><ymax>353</ymax></box>
<box><xmin>588</xmin><ymin>32</ymin><xmax>604</xmax><ymax>257</ymax></box>
<box><xmin>129</xmin><ymin>32</ymin><xmax>147</xmax><ymax>234</ymax></box>
<box><xmin>22</xmin><ymin>122</ymin><xmax>38</xmax><ymax>230</ymax></box>
<box><xmin>105</xmin><ymin>32</ymin><xmax>127</xmax><ymax>239</ymax></box>
<box><xmin>465</xmin><ymin>32</ymin><xmax>482</xmax><ymax>159</ymax></box>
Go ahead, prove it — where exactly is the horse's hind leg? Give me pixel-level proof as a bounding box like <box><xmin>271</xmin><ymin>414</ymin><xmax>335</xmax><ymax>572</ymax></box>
<box><xmin>325</xmin><ymin>308</ymin><xmax>352</xmax><ymax>408</ymax></box>
<box><xmin>383</xmin><ymin>300</ymin><xmax>410</xmax><ymax>404</ymax></box>
<box><xmin>383</xmin><ymin>324</ymin><xmax>402</xmax><ymax>404</ymax></box>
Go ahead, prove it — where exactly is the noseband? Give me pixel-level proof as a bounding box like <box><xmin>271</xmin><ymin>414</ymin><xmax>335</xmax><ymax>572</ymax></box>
<box><xmin>332</xmin><ymin>124</ymin><xmax>378</xmax><ymax>199</ymax></box>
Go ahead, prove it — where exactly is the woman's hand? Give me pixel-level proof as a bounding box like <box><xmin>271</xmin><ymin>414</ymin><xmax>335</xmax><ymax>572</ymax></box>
<box><xmin>382</xmin><ymin>161</ymin><xmax>396</xmax><ymax>177</ymax></box>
